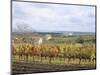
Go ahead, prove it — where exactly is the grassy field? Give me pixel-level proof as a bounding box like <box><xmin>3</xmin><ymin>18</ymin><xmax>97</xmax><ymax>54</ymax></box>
<box><xmin>12</xmin><ymin>32</ymin><xmax>96</xmax><ymax>74</ymax></box>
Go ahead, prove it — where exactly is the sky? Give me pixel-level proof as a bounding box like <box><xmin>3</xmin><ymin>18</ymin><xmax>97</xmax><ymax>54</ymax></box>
<box><xmin>12</xmin><ymin>1</ymin><xmax>96</xmax><ymax>32</ymax></box>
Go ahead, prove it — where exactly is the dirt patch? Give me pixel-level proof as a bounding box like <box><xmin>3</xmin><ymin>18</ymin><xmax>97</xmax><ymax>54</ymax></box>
<box><xmin>12</xmin><ymin>61</ymin><xmax>96</xmax><ymax>75</ymax></box>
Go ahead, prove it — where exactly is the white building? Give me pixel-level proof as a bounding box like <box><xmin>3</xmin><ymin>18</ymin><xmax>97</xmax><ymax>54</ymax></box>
<box><xmin>38</xmin><ymin>38</ymin><xmax>43</xmax><ymax>45</ymax></box>
<box><xmin>45</xmin><ymin>34</ymin><xmax>52</xmax><ymax>40</ymax></box>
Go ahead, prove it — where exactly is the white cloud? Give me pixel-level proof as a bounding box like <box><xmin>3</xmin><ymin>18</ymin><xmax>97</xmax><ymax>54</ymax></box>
<box><xmin>12</xmin><ymin>1</ymin><xmax>95</xmax><ymax>32</ymax></box>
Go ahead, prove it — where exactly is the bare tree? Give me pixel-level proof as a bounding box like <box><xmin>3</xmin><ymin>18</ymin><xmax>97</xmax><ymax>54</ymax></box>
<box><xmin>16</xmin><ymin>22</ymin><xmax>33</xmax><ymax>32</ymax></box>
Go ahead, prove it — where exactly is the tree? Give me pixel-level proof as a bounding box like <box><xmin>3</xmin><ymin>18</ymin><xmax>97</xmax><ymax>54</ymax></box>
<box><xmin>76</xmin><ymin>36</ymin><xmax>84</xmax><ymax>44</ymax></box>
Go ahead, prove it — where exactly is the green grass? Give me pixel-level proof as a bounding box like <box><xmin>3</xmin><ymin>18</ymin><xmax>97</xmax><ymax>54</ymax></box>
<box><xmin>12</xmin><ymin>55</ymin><xmax>95</xmax><ymax>65</ymax></box>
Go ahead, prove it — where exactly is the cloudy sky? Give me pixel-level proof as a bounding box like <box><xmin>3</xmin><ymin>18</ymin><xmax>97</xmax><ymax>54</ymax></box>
<box><xmin>12</xmin><ymin>1</ymin><xmax>95</xmax><ymax>32</ymax></box>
